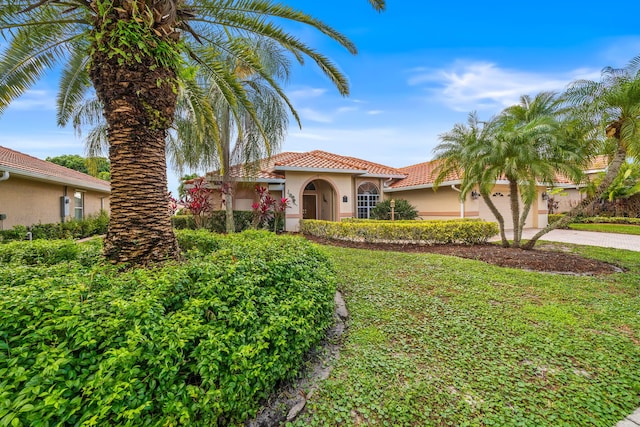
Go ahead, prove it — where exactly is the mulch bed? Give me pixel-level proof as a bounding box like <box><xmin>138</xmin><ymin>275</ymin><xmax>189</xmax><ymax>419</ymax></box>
<box><xmin>302</xmin><ymin>235</ymin><xmax>623</xmax><ymax>276</ymax></box>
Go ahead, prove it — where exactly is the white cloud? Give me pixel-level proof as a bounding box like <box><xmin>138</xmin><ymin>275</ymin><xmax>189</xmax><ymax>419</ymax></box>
<box><xmin>336</xmin><ymin>106</ymin><xmax>358</xmax><ymax>114</ymax></box>
<box><xmin>408</xmin><ymin>61</ymin><xmax>601</xmax><ymax>112</ymax></box>
<box><xmin>367</xmin><ymin>110</ymin><xmax>383</xmax><ymax>115</ymax></box>
<box><xmin>10</xmin><ymin>90</ymin><xmax>57</xmax><ymax>111</ymax></box>
<box><xmin>299</xmin><ymin>107</ymin><xmax>333</xmax><ymax>123</ymax></box>
<box><xmin>288</xmin><ymin>87</ymin><xmax>327</xmax><ymax>100</ymax></box>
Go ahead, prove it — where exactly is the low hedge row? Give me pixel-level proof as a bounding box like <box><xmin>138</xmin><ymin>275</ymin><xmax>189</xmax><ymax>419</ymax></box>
<box><xmin>578</xmin><ymin>216</ymin><xmax>640</xmax><ymax>225</ymax></box>
<box><xmin>300</xmin><ymin>218</ymin><xmax>498</xmax><ymax>245</ymax></box>
<box><xmin>0</xmin><ymin>211</ymin><xmax>109</xmax><ymax>243</ymax></box>
<box><xmin>171</xmin><ymin>211</ymin><xmax>254</xmax><ymax>233</ymax></box>
<box><xmin>548</xmin><ymin>214</ymin><xmax>640</xmax><ymax>226</ymax></box>
<box><xmin>0</xmin><ymin>230</ymin><xmax>336</xmax><ymax>426</ymax></box>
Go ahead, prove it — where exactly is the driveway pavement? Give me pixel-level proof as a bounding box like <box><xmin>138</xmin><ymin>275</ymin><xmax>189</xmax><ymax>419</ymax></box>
<box><xmin>515</xmin><ymin>228</ymin><xmax>640</xmax><ymax>252</ymax></box>
<box><xmin>491</xmin><ymin>228</ymin><xmax>640</xmax><ymax>251</ymax></box>
<box><xmin>508</xmin><ymin>228</ymin><xmax>639</xmax><ymax>427</ymax></box>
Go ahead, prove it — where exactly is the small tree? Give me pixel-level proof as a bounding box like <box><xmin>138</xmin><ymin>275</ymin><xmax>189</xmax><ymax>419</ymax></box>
<box><xmin>370</xmin><ymin>199</ymin><xmax>419</xmax><ymax>220</ymax></box>
<box><xmin>252</xmin><ymin>185</ymin><xmax>290</xmax><ymax>231</ymax></box>
<box><xmin>180</xmin><ymin>178</ymin><xmax>214</xmax><ymax>229</ymax></box>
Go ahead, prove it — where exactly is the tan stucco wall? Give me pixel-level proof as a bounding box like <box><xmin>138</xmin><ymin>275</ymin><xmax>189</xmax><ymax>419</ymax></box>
<box><xmin>0</xmin><ymin>175</ymin><xmax>110</xmax><ymax>229</ymax></box>
<box><xmin>549</xmin><ymin>187</ymin><xmax>584</xmax><ymax>213</ymax></box>
<box><xmin>387</xmin><ymin>186</ymin><xmax>474</xmax><ymax>219</ymax></box>
<box><xmin>390</xmin><ymin>183</ymin><xmax>548</xmax><ymax>229</ymax></box>
<box><xmin>284</xmin><ymin>171</ymin><xmax>356</xmax><ymax>231</ymax></box>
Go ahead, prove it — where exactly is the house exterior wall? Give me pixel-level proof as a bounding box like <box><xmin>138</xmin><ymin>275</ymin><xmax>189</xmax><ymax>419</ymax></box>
<box><xmin>387</xmin><ymin>186</ymin><xmax>471</xmax><ymax>219</ymax></box>
<box><xmin>284</xmin><ymin>171</ymin><xmax>355</xmax><ymax>231</ymax></box>
<box><xmin>0</xmin><ymin>175</ymin><xmax>109</xmax><ymax>229</ymax></box>
<box><xmin>390</xmin><ymin>183</ymin><xmax>548</xmax><ymax>229</ymax></box>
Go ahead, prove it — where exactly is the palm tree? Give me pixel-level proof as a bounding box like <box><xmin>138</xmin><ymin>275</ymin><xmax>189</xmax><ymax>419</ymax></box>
<box><xmin>522</xmin><ymin>57</ymin><xmax>640</xmax><ymax>249</ymax></box>
<box><xmin>0</xmin><ymin>0</ymin><xmax>385</xmax><ymax>265</ymax></box>
<box><xmin>433</xmin><ymin>112</ymin><xmax>512</xmax><ymax>247</ymax></box>
<box><xmin>492</xmin><ymin>92</ymin><xmax>587</xmax><ymax>247</ymax></box>
<box><xmin>435</xmin><ymin>93</ymin><xmax>588</xmax><ymax>249</ymax></box>
<box><xmin>171</xmin><ymin>37</ymin><xmax>293</xmax><ymax>234</ymax></box>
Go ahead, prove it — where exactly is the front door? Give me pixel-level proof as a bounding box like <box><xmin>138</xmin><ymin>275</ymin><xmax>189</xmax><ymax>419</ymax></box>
<box><xmin>303</xmin><ymin>194</ymin><xmax>317</xmax><ymax>219</ymax></box>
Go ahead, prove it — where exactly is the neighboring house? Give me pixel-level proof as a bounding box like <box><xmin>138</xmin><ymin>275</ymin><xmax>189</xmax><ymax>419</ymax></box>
<box><xmin>204</xmin><ymin>150</ymin><xmax>551</xmax><ymax>231</ymax></box>
<box><xmin>0</xmin><ymin>146</ymin><xmax>111</xmax><ymax>229</ymax></box>
<box><xmin>547</xmin><ymin>155</ymin><xmax>609</xmax><ymax>213</ymax></box>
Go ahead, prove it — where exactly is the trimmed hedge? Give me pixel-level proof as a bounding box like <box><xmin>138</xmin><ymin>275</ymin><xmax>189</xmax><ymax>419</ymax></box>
<box><xmin>578</xmin><ymin>216</ymin><xmax>640</xmax><ymax>225</ymax></box>
<box><xmin>547</xmin><ymin>215</ymin><xmax>640</xmax><ymax>227</ymax></box>
<box><xmin>0</xmin><ymin>211</ymin><xmax>109</xmax><ymax>243</ymax></box>
<box><xmin>171</xmin><ymin>211</ymin><xmax>254</xmax><ymax>233</ymax></box>
<box><xmin>0</xmin><ymin>231</ymin><xmax>336</xmax><ymax>426</ymax></box>
<box><xmin>301</xmin><ymin>218</ymin><xmax>498</xmax><ymax>245</ymax></box>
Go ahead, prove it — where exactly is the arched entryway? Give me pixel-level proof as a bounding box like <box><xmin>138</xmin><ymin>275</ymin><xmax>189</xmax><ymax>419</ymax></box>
<box><xmin>302</xmin><ymin>179</ymin><xmax>337</xmax><ymax>221</ymax></box>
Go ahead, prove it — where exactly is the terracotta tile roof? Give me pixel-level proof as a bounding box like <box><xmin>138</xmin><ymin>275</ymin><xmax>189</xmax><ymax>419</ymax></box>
<box><xmin>390</xmin><ymin>159</ymin><xmax>461</xmax><ymax>189</ymax></box>
<box><xmin>553</xmin><ymin>155</ymin><xmax>610</xmax><ymax>185</ymax></box>
<box><xmin>585</xmin><ymin>155</ymin><xmax>609</xmax><ymax>172</ymax></box>
<box><xmin>206</xmin><ymin>150</ymin><xmax>405</xmax><ymax>180</ymax></box>
<box><xmin>273</xmin><ymin>150</ymin><xmax>405</xmax><ymax>177</ymax></box>
<box><xmin>0</xmin><ymin>146</ymin><xmax>111</xmax><ymax>192</ymax></box>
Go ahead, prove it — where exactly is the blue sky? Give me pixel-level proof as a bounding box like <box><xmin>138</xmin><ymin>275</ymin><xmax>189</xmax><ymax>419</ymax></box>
<box><xmin>1</xmin><ymin>1</ymin><xmax>640</xmax><ymax>194</ymax></box>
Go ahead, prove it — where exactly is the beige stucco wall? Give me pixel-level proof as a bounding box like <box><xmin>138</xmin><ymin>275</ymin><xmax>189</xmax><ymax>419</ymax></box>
<box><xmin>284</xmin><ymin>171</ymin><xmax>356</xmax><ymax>231</ymax></box>
<box><xmin>390</xmin><ymin>183</ymin><xmax>548</xmax><ymax>229</ymax></box>
<box><xmin>0</xmin><ymin>175</ymin><xmax>110</xmax><ymax>229</ymax></box>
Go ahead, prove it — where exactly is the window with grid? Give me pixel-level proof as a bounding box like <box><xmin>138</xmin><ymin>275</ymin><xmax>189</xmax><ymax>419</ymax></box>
<box><xmin>356</xmin><ymin>182</ymin><xmax>379</xmax><ymax>219</ymax></box>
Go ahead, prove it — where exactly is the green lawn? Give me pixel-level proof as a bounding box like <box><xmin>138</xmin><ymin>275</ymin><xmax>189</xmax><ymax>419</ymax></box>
<box><xmin>569</xmin><ymin>222</ymin><xmax>640</xmax><ymax>235</ymax></box>
<box><xmin>291</xmin><ymin>244</ymin><xmax>640</xmax><ymax>426</ymax></box>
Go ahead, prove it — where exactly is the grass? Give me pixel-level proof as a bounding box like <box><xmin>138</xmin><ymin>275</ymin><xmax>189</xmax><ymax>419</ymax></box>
<box><xmin>290</xmin><ymin>244</ymin><xmax>640</xmax><ymax>427</ymax></box>
<box><xmin>569</xmin><ymin>222</ymin><xmax>640</xmax><ymax>235</ymax></box>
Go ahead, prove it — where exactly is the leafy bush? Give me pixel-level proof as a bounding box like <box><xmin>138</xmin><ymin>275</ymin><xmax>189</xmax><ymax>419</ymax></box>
<box><xmin>172</xmin><ymin>211</ymin><xmax>254</xmax><ymax>233</ymax></box>
<box><xmin>301</xmin><ymin>218</ymin><xmax>498</xmax><ymax>245</ymax></box>
<box><xmin>578</xmin><ymin>216</ymin><xmax>640</xmax><ymax>225</ymax></box>
<box><xmin>548</xmin><ymin>213</ymin><xmax>567</xmax><ymax>227</ymax></box>
<box><xmin>0</xmin><ymin>211</ymin><xmax>109</xmax><ymax>243</ymax></box>
<box><xmin>370</xmin><ymin>199</ymin><xmax>419</xmax><ymax>220</ymax></box>
<box><xmin>0</xmin><ymin>231</ymin><xmax>336</xmax><ymax>426</ymax></box>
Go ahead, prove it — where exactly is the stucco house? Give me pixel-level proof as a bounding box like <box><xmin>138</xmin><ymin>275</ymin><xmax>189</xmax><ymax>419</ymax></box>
<box><xmin>546</xmin><ymin>155</ymin><xmax>609</xmax><ymax>213</ymax></box>
<box><xmin>205</xmin><ymin>150</ymin><xmax>551</xmax><ymax>231</ymax></box>
<box><xmin>0</xmin><ymin>146</ymin><xmax>111</xmax><ymax>229</ymax></box>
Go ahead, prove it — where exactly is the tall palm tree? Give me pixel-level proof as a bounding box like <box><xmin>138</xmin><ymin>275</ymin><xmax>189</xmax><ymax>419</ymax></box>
<box><xmin>523</xmin><ymin>57</ymin><xmax>640</xmax><ymax>249</ymax></box>
<box><xmin>0</xmin><ymin>0</ymin><xmax>385</xmax><ymax>265</ymax></box>
<box><xmin>433</xmin><ymin>112</ymin><xmax>512</xmax><ymax>247</ymax></box>
<box><xmin>492</xmin><ymin>92</ymin><xmax>587</xmax><ymax>247</ymax></box>
<box><xmin>435</xmin><ymin>93</ymin><xmax>588</xmax><ymax>249</ymax></box>
<box><xmin>171</xmin><ymin>37</ymin><xmax>293</xmax><ymax>234</ymax></box>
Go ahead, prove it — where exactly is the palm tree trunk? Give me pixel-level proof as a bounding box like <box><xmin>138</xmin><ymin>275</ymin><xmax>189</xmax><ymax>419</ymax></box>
<box><xmin>221</xmin><ymin>106</ymin><xmax>235</xmax><ymax>233</ymax></box>
<box><xmin>90</xmin><ymin>50</ymin><xmax>180</xmax><ymax>265</ymax></box>
<box><xmin>518</xmin><ymin>200</ymin><xmax>532</xmax><ymax>243</ymax></box>
<box><xmin>481</xmin><ymin>192</ymin><xmax>509</xmax><ymax>247</ymax></box>
<box><xmin>508</xmin><ymin>180</ymin><xmax>521</xmax><ymax>248</ymax></box>
<box><xmin>522</xmin><ymin>145</ymin><xmax>628</xmax><ymax>250</ymax></box>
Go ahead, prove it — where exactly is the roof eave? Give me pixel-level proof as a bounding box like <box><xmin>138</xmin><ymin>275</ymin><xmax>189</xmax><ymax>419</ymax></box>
<box><xmin>273</xmin><ymin>166</ymin><xmax>366</xmax><ymax>174</ymax></box>
<box><xmin>1</xmin><ymin>166</ymin><xmax>110</xmax><ymax>193</ymax></box>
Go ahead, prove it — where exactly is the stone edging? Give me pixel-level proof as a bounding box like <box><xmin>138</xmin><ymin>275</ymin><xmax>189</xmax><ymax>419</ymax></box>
<box><xmin>245</xmin><ymin>291</ymin><xmax>349</xmax><ymax>426</ymax></box>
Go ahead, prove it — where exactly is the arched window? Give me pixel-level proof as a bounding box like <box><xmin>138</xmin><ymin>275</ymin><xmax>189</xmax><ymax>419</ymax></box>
<box><xmin>357</xmin><ymin>182</ymin><xmax>379</xmax><ymax>219</ymax></box>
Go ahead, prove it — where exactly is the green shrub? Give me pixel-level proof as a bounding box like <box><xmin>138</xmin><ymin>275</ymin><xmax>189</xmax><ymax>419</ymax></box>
<box><xmin>370</xmin><ymin>199</ymin><xmax>419</xmax><ymax>220</ymax></box>
<box><xmin>0</xmin><ymin>231</ymin><xmax>336</xmax><ymax>426</ymax></box>
<box><xmin>578</xmin><ymin>216</ymin><xmax>640</xmax><ymax>225</ymax></box>
<box><xmin>172</xmin><ymin>211</ymin><xmax>254</xmax><ymax>232</ymax></box>
<box><xmin>301</xmin><ymin>218</ymin><xmax>498</xmax><ymax>245</ymax></box>
<box><xmin>548</xmin><ymin>213</ymin><xmax>567</xmax><ymax>227</ymax></box>
<box><xmin>0</xmin><ymin>211</ymin><xmax>109</xmax><ymax>243</ymax></box>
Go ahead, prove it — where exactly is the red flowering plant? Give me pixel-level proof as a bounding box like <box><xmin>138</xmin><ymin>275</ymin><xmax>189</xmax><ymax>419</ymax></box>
<box><xmin>180</xmin><ymin>177</ymin><xmax>214</xmax><ymax>228</ymax></box>
<box><xmin>168</xmin><ymin>192</ymin><xmax>178</xmax><ymax>216</ymax></box>
<box><xmin>252</xmin><ymin>185</ymin><xmax>290</xmax><ymax>231</ymax></box>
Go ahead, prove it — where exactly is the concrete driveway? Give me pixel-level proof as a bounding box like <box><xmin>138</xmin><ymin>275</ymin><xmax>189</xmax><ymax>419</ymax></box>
<box><xmin>497</xmin><ymin>228</ymin><xmax>640</xmax><ymax>252</ymax></box>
